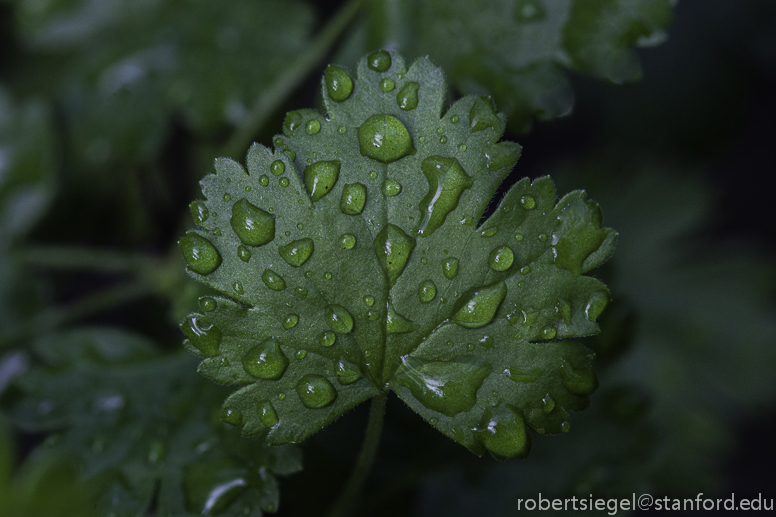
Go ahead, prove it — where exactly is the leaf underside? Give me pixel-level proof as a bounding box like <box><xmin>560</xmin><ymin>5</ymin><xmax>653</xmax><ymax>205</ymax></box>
<box><xmin>180</xmin><ymin>51</ymin><xmax>616</xmax><ymax>459</ymax></box>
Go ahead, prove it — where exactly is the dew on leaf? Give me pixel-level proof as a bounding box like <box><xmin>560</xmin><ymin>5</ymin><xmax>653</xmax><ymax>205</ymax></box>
<box><xmin>520</xmin><ymin>266</ymin><xmax>531</xmax><ymax>275</ymax></box>
<box><xmin>283</xmin><ymin>314</ymin><xmax>299</xmax><ymax>329</ymax></box>
<box><xmin>257</xmin><ymin>400</ymin><xmax>279</xmax><ymax>428</ymax></box>
<box><xmin>481</xmin><ymin>226</ymin><xmax>498</xmax><ymax>237</ymax></box>
<box><xmin>439</xmin><ymin>136</ymin><xmax>447</xmax><ymax>144</ymax></box>
<box><xmin>374</xmin><ymin>224</ymin><xmax>416</xmax><ymax>286</ymax></box>
<box><xmin>542</xmin><ymin>327</ymin><xmax>557</xmax><ymax>339</ymax></box>
<box><xmin>336</xmin><ymin>358</ymin><xmax>363</xmax><ymax>385</ymax></box>
<box><xmin>384</xmin><ymin>178</ymin><xmax>402</xmax><ymax>196</ymax></box>
<box><xmin>220</xmin><ymin>408</ymin><xmax>243</xmax><ymax>426</ymax></box>
<box><xmin>396</xmin><ymin>81</ymin><xmax>420</xmax><ymax>111</ymax></box>
<box><xmin>479</xmin><ymin>336</ymin><xmax>495</xmax><ymax>348</ymax></box>
<box><xmin>320</xmin><ymin>331</ymin><xmax>336</xmax><ymax>347</ymax></box>
<box><xmin>339</xmin><ymin>233</ymin><xmax>356</xmax><ymax>249</ymax></box>
<box><xmin>325</xmin><ymin>305</ymin><xmax>354</xmax><ymax>334</ymax></box>
<box><xmin>451</xmin><ymin>282</ymin><xmax>508</xmax><ymax>329</ymax></box>
<box><xmin>261</xmin><ymin>269</ymin><xmax>286</xmax><ymax>291</ymax></box>
<box><xmin>469</xmin><ymin>96</ymin><xmax>499</xmax><ymax>132</ymax></box>
<box><xmin>538</xmin><ymin>233</ymin><xmax>548</xmax><ymax>242</ymax></box>
<box><xmin>277</xmin><ymin>393</ymin><xmax>286</xmax><ymax>400</ymax></box>
<box><xmin>179</xmin><ymin>232</ymin><xmax>222</xmax><ymax>275</ymax></box>
<box><xmin>386</xmin><ymin>301</ymin><xmax>419</xmax><ymax>334</ymax></box>
<box><xmin>458</xmin><ymin>144</ymin><xmax>467</xmax><ymax>151</ymax></box>
<box><xmin>324</xmin><ymin>65</ymin><xmax>354</xmax><ymax>102</ymax></box>
<box><xmin>283</xmin><ymin>110</ymin><xmax>304</xmax><ymax>132</ymax></box>
<box><xmin>473</xmin><ymin>405</ymin><xmax>531</xmax><ymax>459</ymax></box>
<box><xmin>223</xmin><ymin>193</ymin><xmax>231</xmax><ymax>201</ymax></box>
<box><xmin>296</xmin><ymin>374</ymin><xmax>337</xmax><ymax>408</ymax></box>
<box><xmin>270</xmin><ymin>160</ymin><xmax>285</xmax><ymax>176</ymax></box>
<box><xmin>380</xmin><ymin>78</ymin><xmax>395</xmax><ymax>92</ymax></box>
<box><xmin>338</xmin><ymin>126</ymin><xmax>346</xmax><ymax>134</ymax></box>
<box><xmin>242</xmin><ymin>339</ymin><xmax>289</xmax><ymax>380</ymax></box>
<box><xmin>488</xmin><ymin>246</ymin><xmax>514</xmax><ymax>271</ymax></box>
<box><xmin>232</xmin><ymin>281</ymin><xmax>244</xmax><ymax>294</ymax></box>
<box><xmin>542</xmin><ymin>394</ymin><xmax>556</xmax><ymax>414</ymax></box>
<box><xmin>429</xmin><ymin>417</ymin><xmax>438</xmax><ymax>426</ymax></box>
<box><xmin>559</xmin><ymin>359</ymin><xmax>597</xmax><ymax>396</ymax></box>
<box><xmin>230</xmin><ymin>199</ymin><xmax>275</xmax><ymax>247</ymax></box>
<box><xmin>520</xmin><ymin>195</ymin><xmax>536</xmax><ymax>209</ymax></box>
<box><xmin>358</xmin><ymin>114</ymin><xmax>414</xmax><ymax>163</ymax></box>
<box><xmin>190</xmin><ymin>201</ymin><xmax>209</xmax><ymax>226</ymax></box>
<box><xmin>366</xmin><ymin>310</ymin><xmax>380</xmax><ymax>321</ymax></box>
<box><xmin>585</xmin><ymin>290</ymin><xmax>610</xmax><ymax>321</ymax></box>
<box><xmin>367</xmin><ymin>50</ymin><xmax>392</xmax><ymax>72</ymax></box>
<box><xmin>515</xmin><ymin>233</ymin><xmax>524</xmax><ymax>241</ymax></box>
<box><xmin>451</xmin><ymin>115</ymin><xmax>459</xmax><ymax>123</ymax></box>
<box><xmin>305</xmin><ymin>119</ymin><xmax>321</xmax><ymax>135</ymax></box>
<box><xmin>304</xmin><ymin>160</ymin><xmax>341</xmax><ymax>201</ymax></box>
<box><xmin>279</xmin><ymin>177</ymin><xmax>289</xmax><ymax>187</ymax></box>
<box><xmin>442</xmin><ymin>257</ymin><xmax>460</xmax><ymax>279</ymax></box>
<box><xmin>324</xmin><ymin>272</ymin><xmax>332</xmax><ymax>280</ymax></box>
<box><xmin>340</xmin><ymin>183</ymin><xmax>366</xmax><ymax>215</ymax></box>
<box><xmin>279</xmin><ymin>238</ymin><xmax>314</xmax><ymax>267</ymax></box>
<box><xmin>418</xmin><ymin>280</ymin><xmax>437</xmax><ymax>303</ymax></box>
<box><xmin>259</xmin><ymin>175</ymin><xmax>269</xmax><ymax>186</ymax></box>
<box><xmin>181</xmin><ymin>315</ymin><xmax>222</xmax><ymax>356</ymax></box>
<box><xmin>418</xmin><ymin>156</ymin><xmax>473</xmax><ymax>237</ymax></box>
<box><xmin>199</xmin><ymin>297</ymin><xmax>217</xmax><ymax>312</ymax></box>
<box><xmin>363</xmin><ymin>295</ymin><xmax>375</xmax><ymax>306</ymax></box>
<box><xmin>295</xmin><ymin>350</ymin><xmax>307</xmax><ymax>359</ymax></box>
<box><xmin>284</xmin><ymin>149</ymin><xmax>295</xmax><ymax>161</ymax></box>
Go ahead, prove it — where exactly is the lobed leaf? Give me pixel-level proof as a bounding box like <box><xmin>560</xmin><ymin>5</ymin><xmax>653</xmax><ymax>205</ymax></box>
<box><xmin>180</xmin><ymin>51</ymin><xmax>616</xmax><ymax>459</ymax></box>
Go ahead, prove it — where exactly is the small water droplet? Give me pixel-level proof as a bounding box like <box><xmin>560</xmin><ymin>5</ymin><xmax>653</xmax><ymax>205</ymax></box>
<box><xmin>439</xmin><ymin>135</ymin><xmax>447</xmax><ymax>144</ymax></box>
<box><xmin>279</xmin><ymin>177</ymin><xmax>289</xmax><ymax>187</ymax></box>
<box><xmin>336</xmin><ymin>358</ymin><xmax>363</xmax><ymax>385</ymax></box>
<box><xmin>458</xmin><ymin>144</ymin><xmax>467</xmax><ymax>151</ymax></box>
<box><xmin>305</xmin><ymin>119</ymin><xmax>321</xmax><ymax>135</ymax></box>
<box><xmin>259</xmin><ymin>175</ymin><xmax>269</xmax><ymax>186</ymax></box>
<box><xmin>520</xmin><ymin>266</ymin><xmax>531</xmax><ymax>275</ymax></box>
<box><xmin>538</xmin><ymin>233</ymin><xmax>548</xmax><ymax>242</ymax></box>
<box><xmin>283</xmin><ymin>314</ymin><xmax>299</xmax><ymax>329</ymax></box>
<box><xmin>384</xmin><ymin>178</ymin><xmax>402</xmax><ymax>196</ymax></box>
<box><xmin>358</xmin><ymin>114</ymin><xmax>414</xmax><ymax>163</ymax></box>
<box><xmin>296</xmin><ymin>374</ymin><xmax>337</xmax><ymax>408</ymax></box>
<box><xmin>221</xmin><ymin>408</ymin><xmax>243</xmax><ymax>426</ymax></box>
<box><xmin>190</xmin><ymin>201</ymin><xmax>209</xmax><ymax>226</ymax></box>
<box><xmin>396</xmin><ymin>81</ymin><xmax>420</xmax><ymax>111</ymax></box>
<box><xmin>181</xmin><ymin>315</ymin><xmax>222</xmax><ymax>355</ymax></box>
<box><xmin>442</xmin><ymin>257</ymin><xmax>459</xmax><ymax>279</ymax></box>
<box><xmin>277</xmin><ymin>393</ymin><xmax>286</xmax><ymax>400</ymax></box>
<box><xmin>340</xmin><ymin>183</ymin><xmax>367</xmax><ymax>215</ymax></box>
<box><xmin>488</xmin><ymin>246</ymin><xmax>514</xmax><ymax>271</ymax></box>
<box><xmin>366</xmin><ymin>310</ymin><xmax>379</xmax><ymax>320</ymax></box>
<box><xmin>199</xmin><ymin>297</ymin><xmax>217</xmax><ymax>312</ymax></box>
<box><xmin>304</xmin><ymin>160</ymin><xmax>341</xmax><ymax>201</ymax></box>
<box><xmin>271</xmin><ymin>160</ymin><xmax>285</xmax><ymax>176</ymax></box>
<box><xmin>257</xmin><ymin>400</ymin><xmax>279</xmax><ymax>428</ymax></box>
<box><xmin>452</xmin><ymin>282</ymin><xmax>508</xmax><ymax>329</ymax></box>
<box><xmin>325</xmin><ymin>305</ymin><xmax>354</xmax><ymax>334</ymax></box>
<box><xmin>515</xmin><ymin>233</ymin><xmax>523</xmax><ymax>241</ymax></box>
<box><xmin>468</xmin><ymin>343</ymin><xmax>475</xmax><ymax>351</ymax></box>
<box><xmin>261</xmin><ymin>269</ymin><xmax>286</xmax><ymax>291</ymax></box>
<box><xmin>380</xmin><ymin>78</ymin><xmax>395</xmax><ymax>92</ymax></box>
<box><xmin>295</xmin><ymin>349</ymin><xmax>308</xmax><ymax>359</ymax></box>
<box><xmin>363</xmin><ymin>295</ymin><xmax>375</xmax><ymax>306</ymax></box>
<box><xmin>285</xmin><ymin>149</ymin><xmax>296</xmax><ymax>161</ymax></box>
<box><xmin>223</xmin><ymin>193</ymin><xmax>231</xmax><ymax>201</ymax></box>
<box><xmin>232</xmin><ymin>281</ymin><xmax>244</xmax><ymax>294</ymax></box>
<box><xmin>418</xmin><ymin>279</ymin><xmax>437</xmax><ymax>303</ymax></box>
<box><xmin>374</xmin><ymin>224</ymin><xmax>416</xmax><ymax>287</ymax></box>
<box><xmin>542</xmin><ymin>327</ymin><xmax>557</xmax><ymax>339</ymax></box>
<box><xmin>451</xmin><ymin>115</ymin><xmax>460</xmax><ymax>124</ymax></box>
<box><xmin>418</xmin><ymin>156</ymin><xmax>473</xmax><ymax>237</ymax></box>
<box><xmin>420</xmin><ymin>257</ymin><xmax>428</xmax><ymax>265</ymax></box>
<box><xmin>429</xmin><ymin>417</ymin><xmax>438</xmax><ymax>426</ymax></box>
<box><xmin>320</xmin><ymin>331</ymin><xmax>336</xmax><ymax>347</ymax></box>
<box><xmin>339</xmin><ymin>233</ymin><xmax>356</xmax><ymax>249</ymax></box>
<box><xmin>338</xmin><ymin>126</ymin><xmax>347</xmax><ymax>134</ymax></box>
<box><xmin>279</xmin><ymin>238</ymin><xmax>314</xmax><ymax>267</ymax></box>
<box><xmin>179</xmin><ymin>232</ymin><xmax>222</xmax><ymax>275</ymax></box>
<box><xmin>481</xmin><ymin>226</ymin><xmax>498</xmax><ymax>237</ymax></box>
<box><xmin>324</xmin><ymin>272</ymin><xmax>332</xmax><ymax>280</ymax></box>
<box><xmin>242</xmin><ymin>339</ymin><xmax>289</xmax><ymax>379</ymax></box>
<box><xmin>520</xmin><ymin>195</ymin><xmax>536</xmax><ymax>209</ymax></box>
<box><xmin>367</xmin><ymin>50</ymin><xmax>392</xmax><ymax>72</ymax></box>
<box><xmin>324</xmin><ymin>65</ymin><xmax>354</xmax><ymax>102</ymax></box>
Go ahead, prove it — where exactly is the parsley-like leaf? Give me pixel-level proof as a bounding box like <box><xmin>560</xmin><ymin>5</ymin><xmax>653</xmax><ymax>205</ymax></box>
<box><xmin>180</xmin><ymin>51</ymin><xmax>616</xmax><ymax>459</ymax></box>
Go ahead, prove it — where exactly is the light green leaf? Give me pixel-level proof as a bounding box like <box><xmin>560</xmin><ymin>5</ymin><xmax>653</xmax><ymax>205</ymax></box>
<box><xmin>337</xmin><ymin>0</ymin><xmax>674</xmax><ymax>132</ymax></box>
<box><xmin>180</xmin><ymin>51</ymin><xmax>616</xmax><ymax>458</ymax></box>
<box><xmin>11</xmin><ymin>328</ymin><xmax>301</xmax><ymax>516</ymax></box>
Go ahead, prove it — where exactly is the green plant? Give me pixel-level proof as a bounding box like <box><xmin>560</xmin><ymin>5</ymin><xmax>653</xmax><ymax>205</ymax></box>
<box><xmin>2</xmin><ymin>1</ymin><xmax>775</xmax><ymax>516</ymax></box>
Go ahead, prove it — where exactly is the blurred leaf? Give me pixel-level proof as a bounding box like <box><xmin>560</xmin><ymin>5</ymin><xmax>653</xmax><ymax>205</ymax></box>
<box><xmin>337</xmin><ymin>0</ymin><xmax>674</xmax><ymax>132</ymax></box>
<box><xmin>179</xmin><ymin>50</ymin><xmax>615</xmax><ymax>459</ymax></box>
<box><xmin>11</xmin><ymin>328</ymin><xmax>302</xmax><ymax>516</ymax></box>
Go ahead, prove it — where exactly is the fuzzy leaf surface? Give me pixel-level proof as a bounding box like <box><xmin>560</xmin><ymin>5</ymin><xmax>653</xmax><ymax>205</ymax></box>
<box><xmin>11</xmin><ymin>328</ymin><xmax>301</xmax><ymax>516</ymax></box>
<box><xmin>181</xmin><ymin>51</ymin><xmax>615</xmax><ymax>458</ymax></box>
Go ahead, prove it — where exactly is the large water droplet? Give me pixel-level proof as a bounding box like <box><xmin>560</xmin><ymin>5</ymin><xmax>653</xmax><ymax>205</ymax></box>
<box><xmin>305</xmin><ymin>119</ymin><xmax>321</xmax><ymax>135</ymax></box>
<box><xmin>325</xmin><ymin>305</ymin><xmax>354</xmax><ymax>334</ymax></box>
<box><xmin>380</xmin><ymin>78</ymin><xmax>395</xmax><ymax>92</ymax></box>
<box><xmin>452</xmin><ymin>282</ymin><xmax>508</xmax><ymax>329</ymax></box>
<box><xmin>367</xmin><ymin>50</ymin><xmax>392</xmax><ymax>72</ymax></box>
<box><xmin>237</xmin><ymin>245</ymin><xmax>251</xmax><ymax>262</ymax></box>
<box><xmin>418</xmin><ymin>156</ymin><xmax>473</xmax><ymax>237</ymax></box>
<box><xmin>242</xmin><ymin>339</ymin><xmax>289</xmax><ymax>380</ymax></box>
<box><xmin>394</xmin><ymin>356</ymin><xmax>490</xmax><ymax>417</ymax></box>
<box><xmin>270</xmin><ymin>160</ymin><xmax>285</xmax><ymax>176</ymax></box>
<box><xmin>488</xmin><ymin>246</ymin><xmax>514</xmax><ymax>271</ymax></box>
<box><xmin>230</xmin><ymin>199</ymin><xmax>275</xmax><ymax>247</ymax></box>
<box><xmin>340</xmin><ymin>183</ymin><xmax>367</xmax><ymax>215</ymax></box>
<box><xmin>283</xmin><ymin>314</ymin><xmax>299</xmax><ymax>329</ymax></box>
<box><xmin>358</xmin><ymin>114</ymin><xmax>414</xmax><ymax>163</ymax></box>
<box><xmin>374</xmin><ymin>224</ymin><xmax>416</xmax><ymax>286</ymax></box>
<box><xmin>418</xmin><ymin>280</ymin><xmax>437</xmax><ymax>303</ymax></box>
<box><xmin>304</xmin><ymin>160</ymin><xmax>341</xmax><ymax>201</ymax></box>
<box><xmin>442</xmin><ymin>257</ymin><xmax>459</xmax><ymax>280</ymax></box>
<box><xmin>468</xmin><ymin>96</ymin><xmax>499</xmax><ymax>132</ymax></box>
<box><xmin>179</xmin><ymin>232</ymin><xmax>222</xmax><ymax>275</ymax></box>
<box><xmin>396</xmin><ymin>81</ymin><xmax>420</xmax><ymax>111</ymax></box>
<box><xmin>339</xmin><ymin>233</ymin><xmax>356</xmax><ymax>249</ymax></box>
<box><xmin>384</xmin><ymin>179</ymin><xmax>402</xmax><ymax>196</ymax></box>
<box><xmin>278</xmin><ymin>238</ymin><xmax>314</xmax><ymax>267</ymax></box>
<box><xmin>190</xmin><ymin>201</ymin><xmax>209</xmax><ymax>226</ymax></box>
<box><xmin>296</xmin><ymin>374</ymin><xmax>337</xmax><ymax>408</ymax></box>
<box><xmin>261</xmin><ymin>269</ymin><xmax>286</xmax><ymax>291</ymax></box>
<box><xmin>387</xmin><ymin>301</ymin><xmax>419</xmax><ymax>334</ymax></box>
<box><xmin>257</xmin><ymin>400</ymin><xmax>279</xmax><ymax>428</ymax></box>
<box><xmin>324</xmin><ymin>65</ymin><xmax>354</xmax><ymax>102</ymax></box>
<box><xmin>559</xmin><ymin>359</ymin><xmax>598</xmax><ymax>395</ymax></box>
<box><xmin>473</xmin><ymin>404</ymin><xmax>531</xmax><ymax>459</ymax></box>
<box><xmin>181</xmin><ymin>315</ymin><xmax>222</xmax><ymax>356</ymax></box>
<box><xmin>320</xmin><ymin>331</ymin><xmax>336</xmax><ymax>347</ymax></box>
<box><xmin>336</xmin><ymin>358</ymin><xmax>363</xmax><ymax>385</ymax></box>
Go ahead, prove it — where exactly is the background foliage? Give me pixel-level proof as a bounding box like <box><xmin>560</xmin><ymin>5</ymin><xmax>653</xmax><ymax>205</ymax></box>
<box><xmin>0</xmin><ymin>0</ymin><xmax>774</xmax><ymax>515</ymax></box>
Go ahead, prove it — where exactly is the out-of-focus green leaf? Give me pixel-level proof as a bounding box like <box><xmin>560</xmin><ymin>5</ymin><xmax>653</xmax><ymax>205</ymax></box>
<box><xmin>10</xmin><ymin>0</ymin><xmax>315</xmax><ymax>166</ymax></box>
<box><xmin>179</xmin><ymin>51</ymin><xmax>615</xmax><ymax>459</ymax></box>
<box><xmin>338</xmin><ymin>0</ymin><xmax>674</xmax><ymax>132</ymax></box>
<box><xmin>11</xmin><ymin>328</ymin><xmax>302</xmax><ymax>516</ymax></box>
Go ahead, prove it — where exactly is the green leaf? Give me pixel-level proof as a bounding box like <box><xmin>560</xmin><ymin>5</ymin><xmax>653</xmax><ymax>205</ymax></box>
<box><xmin>180</xmin><ymin>51</ymin><xmax>616</xmax><ymax>458</ymax></box>
<box><xmin>337</xmin><ymin>0</ymin><xmax>674</xmax><ymax>132</ymax></box>
<box><xmin>11</xmin><ymin>328</ymin><xmax>301</xmax><ymax>516</ymax></box>
<box><xmin>11</xmin><ymin>0</ymin><xmax>315</xmax><ymax>165</ymax></box>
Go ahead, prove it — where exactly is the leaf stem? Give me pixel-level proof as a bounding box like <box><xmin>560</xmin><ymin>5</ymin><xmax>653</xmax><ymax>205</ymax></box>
<box><xmin>327</xmin><ymin>391</ymin><xmax>388</xmax><ymax>517</ymax></box>
<box><xmin>221</xmin><ymin>0</ymin><xmax>365</xmax><ymax>159</ymax></box>
<box><xmin>0</xmin><ymin>281</ymin><xmax>153</xmax><ymax>350</ymax></box>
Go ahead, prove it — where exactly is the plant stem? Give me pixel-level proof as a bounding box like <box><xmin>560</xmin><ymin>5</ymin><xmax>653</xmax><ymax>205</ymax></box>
<box><xmin>14</xmin><ymin>245</ymin><xmax>160</xmax><ymax>274</ymax></box>
<box><xmin>0</xmin><ymin>281</ymin><xmax>153</xmax><ymax>350</ymax></box>
<box><xmin>327</xmin><ymin>391</ymin><xmax>388</xmax><ymax>517</ymax></box>
<box><xmin>221</xmin><ymin>0</ymin><xmax>365</xmax><ymax>159</ymax></box>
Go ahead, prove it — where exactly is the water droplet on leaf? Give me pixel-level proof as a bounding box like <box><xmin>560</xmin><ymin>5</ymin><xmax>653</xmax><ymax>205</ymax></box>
<box><xmin>442</xmin><ymin>257</ymin><xmax>460</xmax><ymax>279</ymax></box>
<box><xmin>367</xmin><ymin>50</ymin><xmax>392</xmax><ymax>72</ymax></box>
<box><xmin>257</xmin><ymin>400</ymin><xmax>279</xmax><ymax>428</ymax></box>
<box><xmin>451</xmin><ymin>282</ymin><xmax>508</xmax><ymax>329</ymax></box>
<box><xmin>230</xmin><ymin>199</ymin><xmax>275</xmax><ymax>247</ymax></box>
<box><xmin>261</xmin><ymin>269</ymin><xmax>286</xmax><ymax>291</ymax></box>
<box><xmin>488</xmin><ymin>246</ymin><xmax>514</xmax><ymax>271</ymax></box>
<box><xmin>374</xmin><ymin>224</ymin><xmax>416</xmax><ymax>286</ymax></box>
<box><xmin>279</xmin><ymin>238</ymin><xmax>314</xmax><ymax>267</ymax></box>
<box><xmin>304</xmin><ymin>160</ymin><xmax>341</xmax><ymax>201</ymax></box>
<box><xmin>384</xmin><ymin>179</ymin><xmax>402</xmax><ymax>196</ymax></box>
<box><xmin>179</xmin><ymin>232</ymin><xmax>222</xmax><ymax>275</ymax></box>
<box><xmin>340</xmin><ymin>183</ymin><xmax>367</xmax><ymax>215</ymax></box>
<box><xmin>305</xmin><ymin>119</ymin><xmax>321</xmax><ymax>135</ymax></box>
<box><xmin>181</xmin><ymin>315</ymin><xmax>222</xmax><ymax>356</ymax></box>
<box><xmin>324</xmin><ymin>65</ymin><xmax>354</xmax><ymax>102</ymax></box>
<box><xmin>271</xmin><ymin>160</ymin><xmax>285</xmax><ymax>176</ymax></box>
<box><xmin>396</xmin><ymin>82</ymin><xmax>420</xmax><ymax>111</ymax></box>
<box><xmin>242</xmin><ymin>339</ymin><xmax>289</xmax><ymax>379</ymax></box>
<box><xmin>336</xmin><ymin>358</ymin><xmax>363</xmax><ymax>385</ymax></box>
<box><xmin>418</xmin><ymin>280</ymin><xmax>437</xmax><ymax>303</ymax></box>
<box><xmin>325</xmin><ymin>305</ymin><xmax>355</xmax><ymax>334</ymax></box>
<box><xmin>339</xmin><ymin>233</ymin><xmax>356</xmax><ymax>249</ymax></box>
<box><xmin>418</xmin><ymin>156</ymin><xmax>473</xmax><ymax>237</ymax></box>
<box><xmin>221</xmin><ymin>407</ymin><xmax>243</xmax><ymax>426</ymax></box>
<box><xmin>296</xmin><ymin>374</ymin><xmax>337</xmax><ymax>408</ymax></box>
<box><xmin>358</xmin><ymin>114</ymin><xmax>414</xmax><ymax>163</ymax></box>
<box><xmin>520</xmin><ymin>195</ymin><xmax>536</xmax><ymax>209</ymax></box>
<box><xmin>283</xmin><ymin>314</ymin><xmax>299</xmax><ymax>329</ymax></box>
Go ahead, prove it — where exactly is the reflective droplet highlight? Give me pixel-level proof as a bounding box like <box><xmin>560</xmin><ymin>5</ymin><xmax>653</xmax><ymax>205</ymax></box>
<box><xmin>442</xmin><ymin>257</ymin><xmax>460</xmax><ymax>280</ymax></box>
<box><xmin>473</xmin><ymin>405</ymin><xmax>531</xmax><ymax>459</ymax></box>
<box><xmin>336</xmin><ymin>358</ymin><xmax>363</xmax><ymax>385</ymax></box>
<box><xmin>363</xmin><ymin>295</ymin><xmax>375</xmax><ymax>306</ymax></box>
<box><xmin>305</xmin><ymin>119</ymin><xmax>321</xmax><ymax>135</ymax></box>
<box><xmin>358</xmin><ymin>114</ymin><xmax>414</xmax><ymax>163</ymax></box>
<box><xmin>320</xmin><ymin>331</ymin><xmax>336</xmax><ymax>347</ymax></box>
<box><xmin>488</xmin><ymin>246</ymin><xmax>514</xmax><ymax>271</ymax></box>
<box><xmin>283</xmin><ymin>314</ymin><xmax>299</xmax><ymax>329</ymax></box>
<box><xmin>396</xmin><ymin>82</ymin><xmax>420</xmax><ymax>111</ymax></box>
<box><xmin>279</xmin><ymin>238</ymin><xmax>314</xmax><ymax>267</ymax></box>
<box><xmin>190</xmin><ymin>201</ymin><xmax>209</xmax><ymax>226</ymax></box>
<box><xmin>418</xmin><ymin>156</ymin><xmax>473</xmax><ymax>237</ymax></box>
<box><xmin>257</xmin><ymin>400</ymin><xmax>279</xmax><ymax>428</ymax></box>
<box><xmin>242</xmin><ymin>339</ymin><xmax>289</xmax><ymax>380</ymax></box>
<box><xmin>374</xmin><ymin>224</ymin><xmax>416</xmax><ymax>286</ymax></box>
<box><xmin>340</xmin><ymin>183</ymin><xmax>367</xmax><ymax>215</ymax></box>
<box><xmin>179</xmin><ymin>232</ymin><xmax>222</xmax><ymax>275</ymax></box>
<box><xmin>270</xmin><ymin>160</ymin><xmax>285</xmax><ymax>176</ymax></box>
<box><xmin>520</xmin><ymin>195</ymin><xmax>536</xmax><ymax>209</ymax></box>
<box><xmin>325</xmin><ymin>305</ymin><xmax>354</xmax><ymax>334</ymax></box>
<box><xmin>304</xmin><ymin>160</ymin><xmax>341</xmax><ymax>201</ymax></box>
<box><xmin>452</xmin><ymin>282</ymin><xmax>508</xmax><ymax>329</ymax></box>
<box><xmin>221</xmin><ymin>408</ymin><xmax>243</xmax><ymax>426</ymax></box>
<box><xmin>339</xmin><ymin>233</ymin><xmax>356</xmax><ymax>249</ymax></box>
<box><xmin>237</xmin><ymin>245</ymin><xmax>251</xmax><ymax>262</ymax></box>
<box><xmin>324</xmin><ymin>65</ymin><xmax>354</xmax><ymax>102</ymax></box>
<box><xmin>296</xmin><ymin>374</ymin><xmax>337</xmax><ymax>408</ymax></box>
<box><xmin>380</xmin><ymin>78</ymin><xmax>395</xmax><ymax>92</ymax></box>
<box><xmin>199</xmin><ymin>297</ymin><xmax>217</xmax><ymax>312</ymax></box>
<box><xmin>418</xmin><ymin>280</ymin><xmax>437</xmax><ymax>303</ymax></box>
<box><xmin>367</xmin><ymin>50</ymin><xmax>392</xmax><ymax>72</ymax></box>
<box><xmin>261</xmin><ymin>269</ymin><xmax>286</xmax><ymax>291</ymax></box>
<box><xmin>230</xmin><ymin>199</ymin><xmax>275</xmax><ymax>247</ymax></box>
<box><xmin>469</xmin><ymin>96</ymin><xmax>499</xmax><ymax>132</ymax></box>
<box><xmin>384</xmin><ymin>179</ymin><xmax>402</xmax><ymax>196</ymax></box>
<box><xmin>181</xmin><ymin>315</ymin><xmax>222</xmax><ymax>356</ymax></box>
